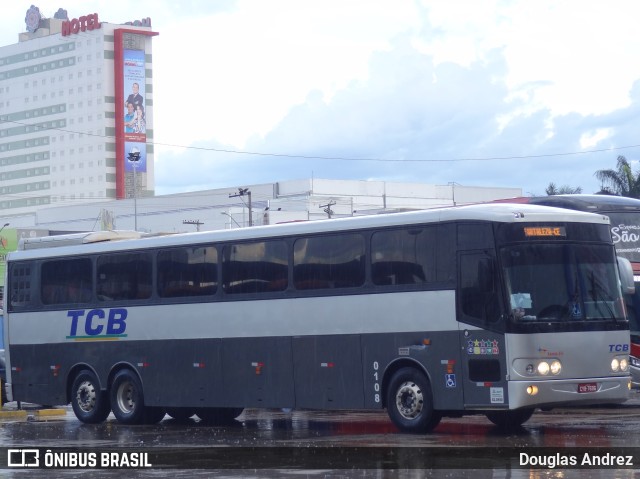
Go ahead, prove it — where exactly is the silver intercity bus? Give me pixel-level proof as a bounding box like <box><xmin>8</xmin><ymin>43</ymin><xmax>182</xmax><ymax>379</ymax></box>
<box><xmin>495</xmin><ymin>194</ymin><xmax>640</xmax><ymax>388</ymax></box>
<box><xmin>2</xmin><ymin>203</ymin><xmax>632</xmax><ymax>432</ymax></box>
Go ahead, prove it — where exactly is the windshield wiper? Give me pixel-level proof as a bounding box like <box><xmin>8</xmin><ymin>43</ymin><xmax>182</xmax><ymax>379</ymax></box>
<box><xmin>588</xmin><ymin>271</ymin><xmax>616</xmax><ymax>321</ymax></box>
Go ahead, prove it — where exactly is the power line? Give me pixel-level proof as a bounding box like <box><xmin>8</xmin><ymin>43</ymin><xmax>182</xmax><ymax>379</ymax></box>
<box><xmin>1</xmin><ymin>117</ymin><xmax>639</xmax><ymax>163</ymax></box>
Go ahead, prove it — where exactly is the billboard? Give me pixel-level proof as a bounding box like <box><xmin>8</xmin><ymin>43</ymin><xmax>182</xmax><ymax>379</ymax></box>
<box><xmin>122</xmin><ymin>48</ymin><xmax>147</xmax><ymax>174</ymax></box>
<box><xmin>114</xmin><ymin>28</ymin><xmax>158</xmax><ymax>199</ymax></box>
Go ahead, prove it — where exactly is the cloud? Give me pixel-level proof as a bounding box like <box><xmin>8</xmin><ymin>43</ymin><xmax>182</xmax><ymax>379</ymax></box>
<box><xmin>145</xmin><ymin>2</ymin><xmax>640</xmax><ymax>194</ymax></box>
<box><xmin>154</xmin><ymin>5</ymin><xmax>640</xmax><ymax>197</ymax></box>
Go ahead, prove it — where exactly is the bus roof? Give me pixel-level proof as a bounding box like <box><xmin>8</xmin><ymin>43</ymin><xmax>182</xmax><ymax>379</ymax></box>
<box><xmin>9</xmin><ymin>203</ymin><xmax>610</xmax><ymax>260</ymax></box>
<box><xmin>496</xmin><ymin>194</ymin><xmax>640</xmax><ymax>212</ymax></box>
<box><xmin>18</xmin><ymin>230</ymin><xmax>144</xmax><ymax>250</ymax></box>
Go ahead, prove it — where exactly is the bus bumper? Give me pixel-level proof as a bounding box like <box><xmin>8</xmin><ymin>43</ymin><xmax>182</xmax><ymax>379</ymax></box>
<box><xmin>507</xmin><ymin>377</ymin><xmax>630</xmax><ymax>409</ymax></box>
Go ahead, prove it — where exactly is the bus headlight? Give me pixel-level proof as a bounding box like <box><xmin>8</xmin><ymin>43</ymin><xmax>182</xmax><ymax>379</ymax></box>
<box><xmin>550</xmin><ymin>360</ymin><xmax>562</xmax><ymax>375</ymax></box>
<box><xmin>620</xmin><ymin>358</ymin><xmax>629</xmax><ymax>372</ymax></box>
<box><xmin>610</xmin><ymin>356</ymin><xmax>629</xmax><ymax>372</ymax></box>
<box><xmin>519</xmin><ymin>359</ymin><xmax>562</xmax><ymax>377</ymax></box>
<box><xmin>537</xmin><ymin>361</ymin><xmax>550</xmax><ymax>375</ymax></box>
<box><xmin>611</xmin><ymin>358</ymin><xmax>620</xmax><ymax>372</ymax></box>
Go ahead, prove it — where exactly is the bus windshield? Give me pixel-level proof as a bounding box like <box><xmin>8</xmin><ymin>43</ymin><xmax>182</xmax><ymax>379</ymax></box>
<box><xmin>502</xmin><ymin>243</ymin><xmax>626</xmax><ymax>322</ymax></box>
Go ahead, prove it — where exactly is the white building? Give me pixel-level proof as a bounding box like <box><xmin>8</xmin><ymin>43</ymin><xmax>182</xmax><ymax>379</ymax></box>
<box><xmin>5</xmin><ymin>178</ymin><xmax>522</xmax><ymax>234</ymax></box>
<box><xmin>0</xmin><ymin>6</ymin><xmax>157</xmax><ymax>216</ymax></box>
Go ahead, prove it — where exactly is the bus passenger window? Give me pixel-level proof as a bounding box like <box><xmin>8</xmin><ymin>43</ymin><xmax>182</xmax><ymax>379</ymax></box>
<box><xmin>293</xmin><ymin>234</ymin><xmax>365</xmax><ymax>290</ymax></box>
<box><xmin>41</xmin><ymin>258</ymin><xmax>92</xmax><ymax>305</ymax></box>
<box><xmin>371</xmin><ymin>228</ymin><xmax>437</xmax><ymax>286</ymax></box>
<box><xmin>222</xmin><ymin>240</ymin><xmax>287</xmax><ymax>294</ymax></box>
<box><xmin>158</xmin><ymin>246</ymin><xmax>218</xmax><ymax>298</ymax></box>
<box><xmin>97</xmin><ymin>252</ymin><xmax>152</xmax><ymax>301</ymax></box>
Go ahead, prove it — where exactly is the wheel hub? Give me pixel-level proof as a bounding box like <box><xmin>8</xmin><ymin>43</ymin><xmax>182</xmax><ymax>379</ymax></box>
<box><xmin>395</xmin><ymin>381</ymin><xmax>424</xmax><ymax>419</ymax></box>
<box><xmin>116</xmin><ymin>381</ymin><xmax>136</xmax><ymax>413</ymax></box>
<box><xmin>76</xmin><ymin>381</ymin><xmax>96</xmax><ymax>413</ymax></box>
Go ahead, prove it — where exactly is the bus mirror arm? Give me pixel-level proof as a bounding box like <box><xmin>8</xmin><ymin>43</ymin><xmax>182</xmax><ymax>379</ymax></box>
<box><xmin>617</xmin><ymin>257</ymin><xmax>635</xmax><ymax>295</ymax></box>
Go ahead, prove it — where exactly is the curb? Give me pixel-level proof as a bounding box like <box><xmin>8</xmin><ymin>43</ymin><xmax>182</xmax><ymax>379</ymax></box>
<box><xmin>32</xmin><ymin>408</ymin><xmax>66</xmax><ymax>418</ymax></box>
<box><xmin>0</xmin><ymin>408</ymin><xmax>66</xmax><ymax>420</ymax></box>
<box><xmin>0</xmin><ymin>410</ymin><xmax>27</xmax><ymax>419</ymax></box>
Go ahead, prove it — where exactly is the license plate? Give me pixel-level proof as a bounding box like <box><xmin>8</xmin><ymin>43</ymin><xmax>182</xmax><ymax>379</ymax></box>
<box><xmin>578</xmin><ymin>382</ymin><xmax>598</xmax><ymax>393</ymax></box>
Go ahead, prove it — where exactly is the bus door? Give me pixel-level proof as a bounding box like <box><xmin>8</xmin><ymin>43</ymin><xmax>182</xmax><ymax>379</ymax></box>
<box><xmin>457</xmin><ymin>251</ymin><xmax>509</xmax><ymax>408</ymax></box>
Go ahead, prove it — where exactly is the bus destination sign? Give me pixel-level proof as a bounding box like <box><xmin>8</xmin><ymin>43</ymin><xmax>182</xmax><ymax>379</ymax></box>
<box><xmin>524</xmin><ymin>226</ymin><xmax>566</xmax><ymax>238</ymax></box>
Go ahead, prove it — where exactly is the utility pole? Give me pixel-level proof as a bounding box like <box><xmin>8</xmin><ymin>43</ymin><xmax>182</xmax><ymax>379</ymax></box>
<box><xmin>320</xmin><ymin>200</ymin><xmax>336</xmax><ymax>219</ymax></box>
<box><xmin>229</xmin><ymin>188</ymin><xmax>252</xmax><ymax>226</ymax></box>
<box><xmin>183</xmin><ymin>220</ymin><xmax>203</xmax><ymax>232</ymax></box>
<box><xmin>127</xmin><ymin>148</ymin><xmax>141</xmax><ymax>231</ymax></box>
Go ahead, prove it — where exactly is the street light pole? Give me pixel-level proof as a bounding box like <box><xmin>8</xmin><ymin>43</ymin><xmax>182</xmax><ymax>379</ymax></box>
<box><xmin>221</xmin><ymin>212</ymin><xmax>242</xmax><ymax>228</ymax></box>
<box><xmin>229</xmin><ymin>188</ymin><xmax>252</xmax><ymax>226</ymax></box>
<box><xmin>127</xmin><ymin>149</ymin><xmax>141</xmax><ymax>231</ymax></box>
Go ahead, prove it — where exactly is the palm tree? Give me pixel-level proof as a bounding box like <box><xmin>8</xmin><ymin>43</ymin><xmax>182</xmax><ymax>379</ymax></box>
<box><xmin>594</xmin><ymin>155</ymin><xmax>640</xmax><ymax>198</ymax></box>
<box><xmin>545</xmin><ymin>183</ymin><xmax>583</xmax><ymax>195</ymax></box>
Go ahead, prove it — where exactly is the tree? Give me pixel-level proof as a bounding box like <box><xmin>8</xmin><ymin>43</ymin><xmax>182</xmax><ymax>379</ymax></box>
<box><xmin>545</xmin><ymin>182</ymin><xmax>583</xmax><ymax>195</ymax></box>
<box><xmin>594</xmin><ymin>155</ymin><xmax>640</xmax><ymax>198</ymax></box>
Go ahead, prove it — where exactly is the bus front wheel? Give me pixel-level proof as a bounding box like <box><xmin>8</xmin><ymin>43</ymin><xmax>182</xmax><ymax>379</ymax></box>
<box><xmin>386</xmin><ymin>367</ymin><xmax>441</xmax><ymax>433</ymax></box>
<box><xmin>110</xmin><ymin>369</ymin><xmax>149</xmax><ymax>425</ymax></box>
<box><xmin>70</xmin><ymin>369</ymin><xmax>111</xmax><ymax>424</ymax></box>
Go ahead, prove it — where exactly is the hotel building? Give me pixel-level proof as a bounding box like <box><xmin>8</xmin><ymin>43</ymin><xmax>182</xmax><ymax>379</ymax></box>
<box><xmin>0</xmin><ymin>6</ymin><xmax>157</xmax><ymax>217</ymax></box>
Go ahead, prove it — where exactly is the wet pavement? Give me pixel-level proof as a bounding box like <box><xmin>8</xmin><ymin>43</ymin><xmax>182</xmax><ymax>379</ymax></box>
<box><xmin>1</xmin><ymin>393</ymin><xmax>640</xmax><ymax>477</ymax></box>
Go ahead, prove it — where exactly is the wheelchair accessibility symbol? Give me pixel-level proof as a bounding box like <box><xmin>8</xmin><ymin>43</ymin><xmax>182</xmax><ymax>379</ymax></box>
<box><xmin>445</xmin><ymin>374</ymin><xmax>456</xmax><ymax>388</ymax></box>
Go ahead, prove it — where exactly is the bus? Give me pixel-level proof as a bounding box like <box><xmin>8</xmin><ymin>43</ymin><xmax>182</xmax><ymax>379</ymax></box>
<box><xmin>2</xmin><ymin>203</ymin><xmax>633</xmax><ymax>432</ymax></box>
<box><xmin>495</xmin><ymin>194</ymin><xmax>640</xmax><ymax>387</ymax></box>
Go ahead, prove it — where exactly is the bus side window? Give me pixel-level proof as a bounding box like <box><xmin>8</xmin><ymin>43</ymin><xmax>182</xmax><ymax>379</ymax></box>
<box><xmin>97</xmin><ymin>252</ymin><xmax>152</xmax><ymax>301</ymax></box>
<box><xmin>222</xmin><ymin>241</ymin><xmax>288</xmax><ymax>295</ymax></box>
<box><xmin>41</xmin><ymin>258</ymin><xmax>92</xmax><ymax>305</ymax></box>
<box><xmin>293</xmin><ymin>234</ymin><xmax>365</xmax><ymax>290</ymax></box>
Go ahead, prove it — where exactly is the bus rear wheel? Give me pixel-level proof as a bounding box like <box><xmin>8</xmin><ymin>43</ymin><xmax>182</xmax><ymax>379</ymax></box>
<box><xmin>110</xmin><ymin>369</ymin><xmax>150</xmax><ymax>425</ymax></box>
<box><xmin>386</xmin><ymin>367</ymin><xmax>441</xmax><ymax>433</ymax></box>
<box><xmin>486</xmin><ymin>408</ymin><xmax>534</xmax><ymax>429</ymax></box>
<box><xmin>196</xmin><ymin>407</ymin><xmax>244</xmax><ymax>425</ymax></box>
<box><xmin>70</xmin><ymin>369</ymin><xmax>111</xmax><ymax>424</ymax></box>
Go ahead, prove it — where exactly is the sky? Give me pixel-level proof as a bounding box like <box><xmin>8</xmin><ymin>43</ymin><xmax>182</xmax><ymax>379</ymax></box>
<box><xmin>3</xmin><ymin>1</ymin><xmax>640</xmax><ymax>197</ymax></box>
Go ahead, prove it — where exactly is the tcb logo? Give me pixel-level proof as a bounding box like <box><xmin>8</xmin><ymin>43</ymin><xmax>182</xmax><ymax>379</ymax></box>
<box><xmin>67</xmin><ymin>308</ymin><xmax>127</xmax><ymax>338</ymax></box>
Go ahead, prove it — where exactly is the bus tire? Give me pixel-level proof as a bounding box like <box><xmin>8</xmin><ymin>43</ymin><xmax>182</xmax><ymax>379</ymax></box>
<box><xmin>166</xmin><ymin>407</ymin><xmax>195</xmax><ymax>421</ymax></box>
<box><xmin>386</xmin><ymin>367</ymin><xmax>441</xmax><ymax>433</ymax></box>
<box><xmin>486</xmin><ymin>408</ymin><xmax>534</xmax><ymax>430</ymax></box>
<box><xmin>70</xmin><ymin>369</ymin><xmax>111</xmax><ymax>424</ymax></box>
<box><xmin>196</xmin><ymin>407</ymin><xmax>244</xmax><ymax>425</ymax></box>
<box><xmin>110</xmin><ymin>369</ymin><xmax>147</xmax><ymax>425</ymax></box>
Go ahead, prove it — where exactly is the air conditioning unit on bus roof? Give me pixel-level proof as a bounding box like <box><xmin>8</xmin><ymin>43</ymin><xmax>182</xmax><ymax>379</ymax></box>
<box><xmin>19</xmin><ymin>230</ymin><xmax>143</xmax><ymax>250</ymax></box>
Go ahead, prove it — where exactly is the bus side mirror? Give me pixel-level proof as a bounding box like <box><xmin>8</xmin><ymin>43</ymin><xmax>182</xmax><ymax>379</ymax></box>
<box><xmin>617</xmin><ymin>257</ymin><xmax>635</xmax><ymax>295</ymax></box>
